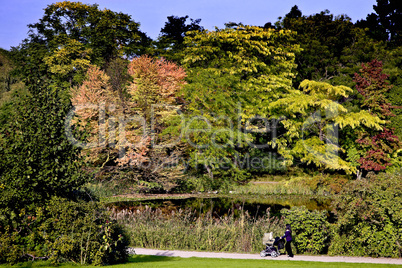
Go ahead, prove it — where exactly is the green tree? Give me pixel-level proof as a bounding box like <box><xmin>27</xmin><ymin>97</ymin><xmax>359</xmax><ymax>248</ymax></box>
<box><xmin>356</xmin><ymin>0</ymin><xmax>402</xmax><ymax>45</ymax></box>
<box><xmin>43</xmin><ymin>38</ymin><xmax>92</xmax><ymax>89</ymax></box>
<box><xmin>0</xmin><ymin>82</ymin><xmax>87</xmax><ymax>217</ymax></box>
<box><xmin>182</xmin><ymin>25</ymin><xmax>300</xmax><ymax>118</ymax></box>
<box><xmin>28</xmin><ymin>1</ymin><xmax>149</xmax><ymax>62</ymax></box>
<box><xmin>281</xmin><ymin>206</ymin><xmax>330</xmax><ymax>254</ymax></box>
<box><xmin>355</xmin><ymin>13</ymin><xmax>388</xmax><ymax>42</ymax></box>
<box><xmin>278</xmin><ymin>10</ymin><xmax>355</xmax><ymax>84</ymax></box>
<box><xmin>285</xmin><ymin>5</ymin><xmax>302</xmax><ymax>19</ymax></box>
<box><xmin>12</xmin><ymin>1</ymin><xmax>151</xmax><ymax>89</ymax></box>
<box><xmin>383</xmin><ymin>46</ymin><xmax>402</xmax><ymax>139</ymax></box>
<box><xmin>156</xmin><ymin>15</ymin><xmax>204</xmax><ymax>62</ymax></box>
<box><xmin>268</xmin><ymin>80</ymin><xmax>384</xmax><ymax>174</ymax></box>
<box><xmin>374</xmin><ymin>0</ymin><xmax>402</xmax><ymax>45</ymax></box>
<box><xmin>277</xmin><ymin>7</ymin><xmax>387</xmax><ymax>88</ymax></box>
<box><xmin>177</xmin><ymin>26</ymin><xmax>301</xmax><ymax>189</ymax></box>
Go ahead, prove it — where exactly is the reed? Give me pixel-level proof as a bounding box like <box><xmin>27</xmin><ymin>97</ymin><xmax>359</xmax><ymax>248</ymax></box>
<box><xmin>110</xmin><ymin>206</ymin><xmax>284</xmax><ymax>253</ymax></box>
<box><xmin>233</xmin><ymin>181</ymin><xmax>314</xmax><ymax>196</ymax></box>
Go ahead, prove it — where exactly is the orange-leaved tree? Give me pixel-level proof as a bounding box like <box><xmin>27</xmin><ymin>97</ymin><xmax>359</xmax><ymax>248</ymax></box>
<box><xmin>71</xmin><ymin>56</ymin><xmax>187</xmax><ymax>192</ymax></box>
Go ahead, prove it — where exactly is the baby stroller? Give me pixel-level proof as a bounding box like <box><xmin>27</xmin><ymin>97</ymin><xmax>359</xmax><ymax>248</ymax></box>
<box><xmin>260</xmin><ymin>232</ymin><xmax>285</xmax><ymax>258</ymax></box>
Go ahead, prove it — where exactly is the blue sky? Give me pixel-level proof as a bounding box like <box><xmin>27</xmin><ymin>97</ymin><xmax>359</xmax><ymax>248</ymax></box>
<box><xmin>0</xmin><ymin>0</ymin><xmax>378</xmax><ymax>50</ymax></box>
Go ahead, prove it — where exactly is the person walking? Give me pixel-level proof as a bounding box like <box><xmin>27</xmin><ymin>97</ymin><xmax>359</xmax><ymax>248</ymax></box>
<box><xmin>281</xmin><ymin>224</ymin><xmax>294</xmax><ymax>258</ymax></box>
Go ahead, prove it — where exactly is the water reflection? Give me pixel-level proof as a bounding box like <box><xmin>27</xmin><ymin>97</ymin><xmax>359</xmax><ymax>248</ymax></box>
<box><xmin>109</xmin><ymin>195</ymin><xmax>332</xmax><ymax>218</ymax></box>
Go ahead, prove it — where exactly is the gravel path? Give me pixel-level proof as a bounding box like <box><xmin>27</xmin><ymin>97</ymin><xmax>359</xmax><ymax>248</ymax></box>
<box><xmin>133</xmin><ymin>248</ymin><xmax>402</xmax><ymax>265</ymax></box>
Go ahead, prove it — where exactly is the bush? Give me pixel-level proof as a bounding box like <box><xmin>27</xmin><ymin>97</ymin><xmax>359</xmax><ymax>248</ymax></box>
<box><xmin>0</xmin><ymin>86</ymin><xmax>88</xmax><ymax>213</ymax></box>
<box><xmin>281</xmin><ymin>206</ymin><xmax>331</xmax><ymax>254</ymax></box>
<box><xmin>0</xmin><ymin>197</ymin><xmax>129</xmax><ymax>265</ymax></box>
<box><xmin>329</xmin><ymin>171</ymin><xmax>402</xmax><ymax>257</ymax></box>
<box><xmin>305</xmin><ymin>174</ymin><xmax>350</xmax><ymax>195</ymax></box>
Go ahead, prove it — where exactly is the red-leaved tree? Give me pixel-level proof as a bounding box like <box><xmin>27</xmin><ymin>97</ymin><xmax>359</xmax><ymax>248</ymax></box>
<box><xmin>354</xmin><ymin>60</ymin><xmax>400</xmax><ymax>172</ymax></box>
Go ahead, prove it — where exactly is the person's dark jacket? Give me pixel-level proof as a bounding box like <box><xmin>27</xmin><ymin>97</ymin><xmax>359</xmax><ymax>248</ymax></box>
<box><xmin>282</xmin><ymin>230</ymin><xmax>292</xmax><ymax>242</ymax></box>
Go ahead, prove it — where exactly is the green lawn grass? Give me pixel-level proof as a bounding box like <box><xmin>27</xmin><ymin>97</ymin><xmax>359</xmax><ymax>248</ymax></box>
<box><xmin>3</xmin><ymin>255</ymin><xmax>401</xmax><ymax>268</ymax></box>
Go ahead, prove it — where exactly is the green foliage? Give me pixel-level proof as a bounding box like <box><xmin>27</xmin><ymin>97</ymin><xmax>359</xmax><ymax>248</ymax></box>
<box><xmin>11</xmin><ymin>1</ymin><xmax>151</xmax><ymax>91</ymax></box>
<box><xmin>384</xmin><ymin>46</ymin><xmax>402</xmax><ymax>139</ymax></box>
<box><xmin>182</xmin><ymin>26</ymin><xmax>301</xmax><ymax>114</ymax></box>
<box><xmin>179</xmin><ymin>70</ymin><xmax>252</xmax><ymax>189</ymax></box>
<box><xmin>0</xmin><ymin>197</ymin><xmax>129</xmax><ymax>265</ymax></box>
<box><xmin>373</xmin><ymin>0</ymin><xmax>402</xmax><ymax>45</ymax></box>
<box><xmin>281</xmin><ymin>206</ymin><xmax>330</xmax><ymax>254</ymax></box>
<box><xmin>268</xmin><ymin>80</ymin><xmax>383</xmax><ymax>173</ymax></box>
<box><xmin>0</xmin><ymin>49</ymin><xmax>24</xmax><ymax>107</ymax></box>
<box><xmin>279</xmin><ymin>10</ymin><xmax>356</xmax><ymax>84</ymax></box>
<box><xmin>155</xmin><ymin>15</ymin><xmax>204</xmax><ymax>62</ymax></box>
<box><xmin>0</xmin><ymin>230</ymin><xmax>23</xmax><ymax>264</ymax></box>
<box><xmin>43</xmin><ymin>38</ymin><xmax>92</xmax><ymax>88</ymax></box>
<box><xmin>330</xmin><ymin>171</ymin><xmax>402</xmax><ymax>257</ymax></box>
<box><xmin>176</xmin><ymin>26</ymin><xmax>301</xmax><ymax>189</ymax></box>
<box><xmin>28</xmin><ymin>1</ymin><xmax>149</xmax><ymax>62</ymax></box>
<box><xmin>0</xmin><ymin>83</ymin><xmax>87</xmax><ymax>215</ymax></box>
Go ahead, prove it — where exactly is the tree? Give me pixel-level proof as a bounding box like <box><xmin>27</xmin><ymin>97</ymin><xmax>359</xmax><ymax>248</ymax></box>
<box><xmin>277</xmin><ymin>7</ymin><xmax>386</xmax><ymax>88</ymax></box>
<box><xmin>356</xmin><ymin>0</ymin><xmax>402</xmax><ymax>45</ymax></box>
<box><xmin>156</xmin><ymin>15</ymin><xmax>204</xmax><ymax>62</ymax></box>
<box><xmin>12</xmin><ymin>1</ymin><xmax>151</xmax><ymax>90</ymax></box>
<box><xmin>182</xmin><ymin>26</ymin><xmax>300</xmax><ymax>118</ymax></box>
<box><xmin>43</xmin><ymin>38</ymin><xmax>92</xmax><ymax>88</ymax></box>
<box><xmin>355</xmin><ymin>13</ymin><xmax>388</xmax><ymax>42</ymax></box>
<box><xmin>353</xmin><ymin>60</ymin><xmax>401</xmax><ymax>172</ymax></box>
<box><xmin>374</xmin><ymin>0</ymin><xmax>402</xmax><ymax>45</ymax></box>
<box><xmin>279</xmin><ymin>10</ymin><xmax>356</xmax><ymax>84</ymax></box>
<box><xmin>28</xmin><ymin>1</ymin><xmax>149</xmax><ymax>62</ymax></box>
<box><xmin>285</xmin><ymin>5</ymin><xmax>302</xmax><ymax>19</ymax></box>
<box><xmin>268</xmin><ymin>80</ymin><xmax>383</xmax><ymax>174</ymax></box>
<box><xmin>71</xmin><ymin>56</ymin><xmax>187</xmax><ymax>192</ymax></box>
<box><xmin>177</xmin><ymin>26</ymin><xmax>301</xmax><ymax>188</ymax></box>
<box><xmin>70</xmin><ymin>65</ymin><xmax>121</xmax><ymax>166</ymax></box>
<box><xmin>383</xmin><ymin>46</ymin><xmax>402</xmax><ymax>139</ymax></box>
<box><xmin>0</xmin><ymin>82</ymin><xmax>87</xmax><ymax>216</ymax></box>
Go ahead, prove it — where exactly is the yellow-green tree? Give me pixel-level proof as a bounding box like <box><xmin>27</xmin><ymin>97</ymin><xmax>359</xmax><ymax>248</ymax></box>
<box><xmin>268</xmin><ymin>80</ymin><xmax>384</xmax><ymax>174</ymax></box>
<box><xmin>177</xmin><ymin>26</ymin><xmax>301</xmax><ymax>189</ymax></box>
<box><xmin>12</xmin><ymin>1</ymin><xmax>151</xmax><ymax>90</ymax></box>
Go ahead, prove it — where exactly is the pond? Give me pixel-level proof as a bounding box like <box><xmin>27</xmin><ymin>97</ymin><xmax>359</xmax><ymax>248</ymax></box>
<box><xmin>109</xmin><ymin>195</ymin><xmax>332</xmax><ymax>219</ymax></box>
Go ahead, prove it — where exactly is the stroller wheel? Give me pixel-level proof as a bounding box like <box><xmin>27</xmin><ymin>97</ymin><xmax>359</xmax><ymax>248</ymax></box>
<box><xmin>260</xmin><ymin>251</ymin><xmax>268</xmax><ymax>257</ymax></box>
<box><xmin>271</xmin><ymin>251</ymin><xmax>279</xmax><ymax>258</ymax></box>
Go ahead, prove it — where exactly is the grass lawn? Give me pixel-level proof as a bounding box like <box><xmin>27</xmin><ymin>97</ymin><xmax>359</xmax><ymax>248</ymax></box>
<box><xmin>3</xmin><ymin>255</ymin><xmax>401</xmax><ymax>268</ymax></box>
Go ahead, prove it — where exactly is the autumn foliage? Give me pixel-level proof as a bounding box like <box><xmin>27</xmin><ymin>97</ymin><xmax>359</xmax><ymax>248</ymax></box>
<box><xmin>70</xmin><ymin>56</ymin><xmax>186</xmax><ymax>191</ymax></box>
<box><xmin>354</xmin><ymin>60</ymin><xmax>400</xmax><ymax>171</ymax></box>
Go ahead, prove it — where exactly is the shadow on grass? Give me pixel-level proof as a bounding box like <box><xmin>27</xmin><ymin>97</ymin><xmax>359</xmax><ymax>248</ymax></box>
<box><xmin>4</xmin><ymin>261</ymin><xmax>52</xmax><ymax>268</ymax></box>
<box><xmin>128</xmin><ymin>255</ymin><xmax>180</xmax><ymax>264</ymax></box>
<box><xmin>2</xmin><ymin>256</ymin><xmax>177</xmax><ymax>268</ymax></box>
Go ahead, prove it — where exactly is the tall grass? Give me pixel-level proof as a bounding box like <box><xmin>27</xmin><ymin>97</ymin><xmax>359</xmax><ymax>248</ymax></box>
<box><xmin>111</xmin><ymin>206</ymin><xmax>284</xmax><ymax>253</ymax></box>
<box><xmin>233</xmin><ymin>181</ymin><xmax>314</xmax><ymax>196</ymax></box>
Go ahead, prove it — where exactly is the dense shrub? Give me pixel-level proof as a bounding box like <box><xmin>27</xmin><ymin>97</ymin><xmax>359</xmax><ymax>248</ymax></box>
<box><xmin>329</xmin><ymin>171</ymin><xmax>402</xmax><ymax>257</ymax></box>
<box><xmin>305</xmin><ymin>174</ymin><xmax>350</xmax><ymax>194</ymax></box>
<box><xmin>281</xmin><ymin>206</ymin><xmax>331</xmax><ymax>254</ymax></box>
<box><xmin>0</xmin><ymin>85</ymin><xmax>88</xmax><ymax>214</ymax></box>
<box><xmin>0</xmin><ymin>197</ymin><xmax>129</xmax><ymax>265</ymax></box>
